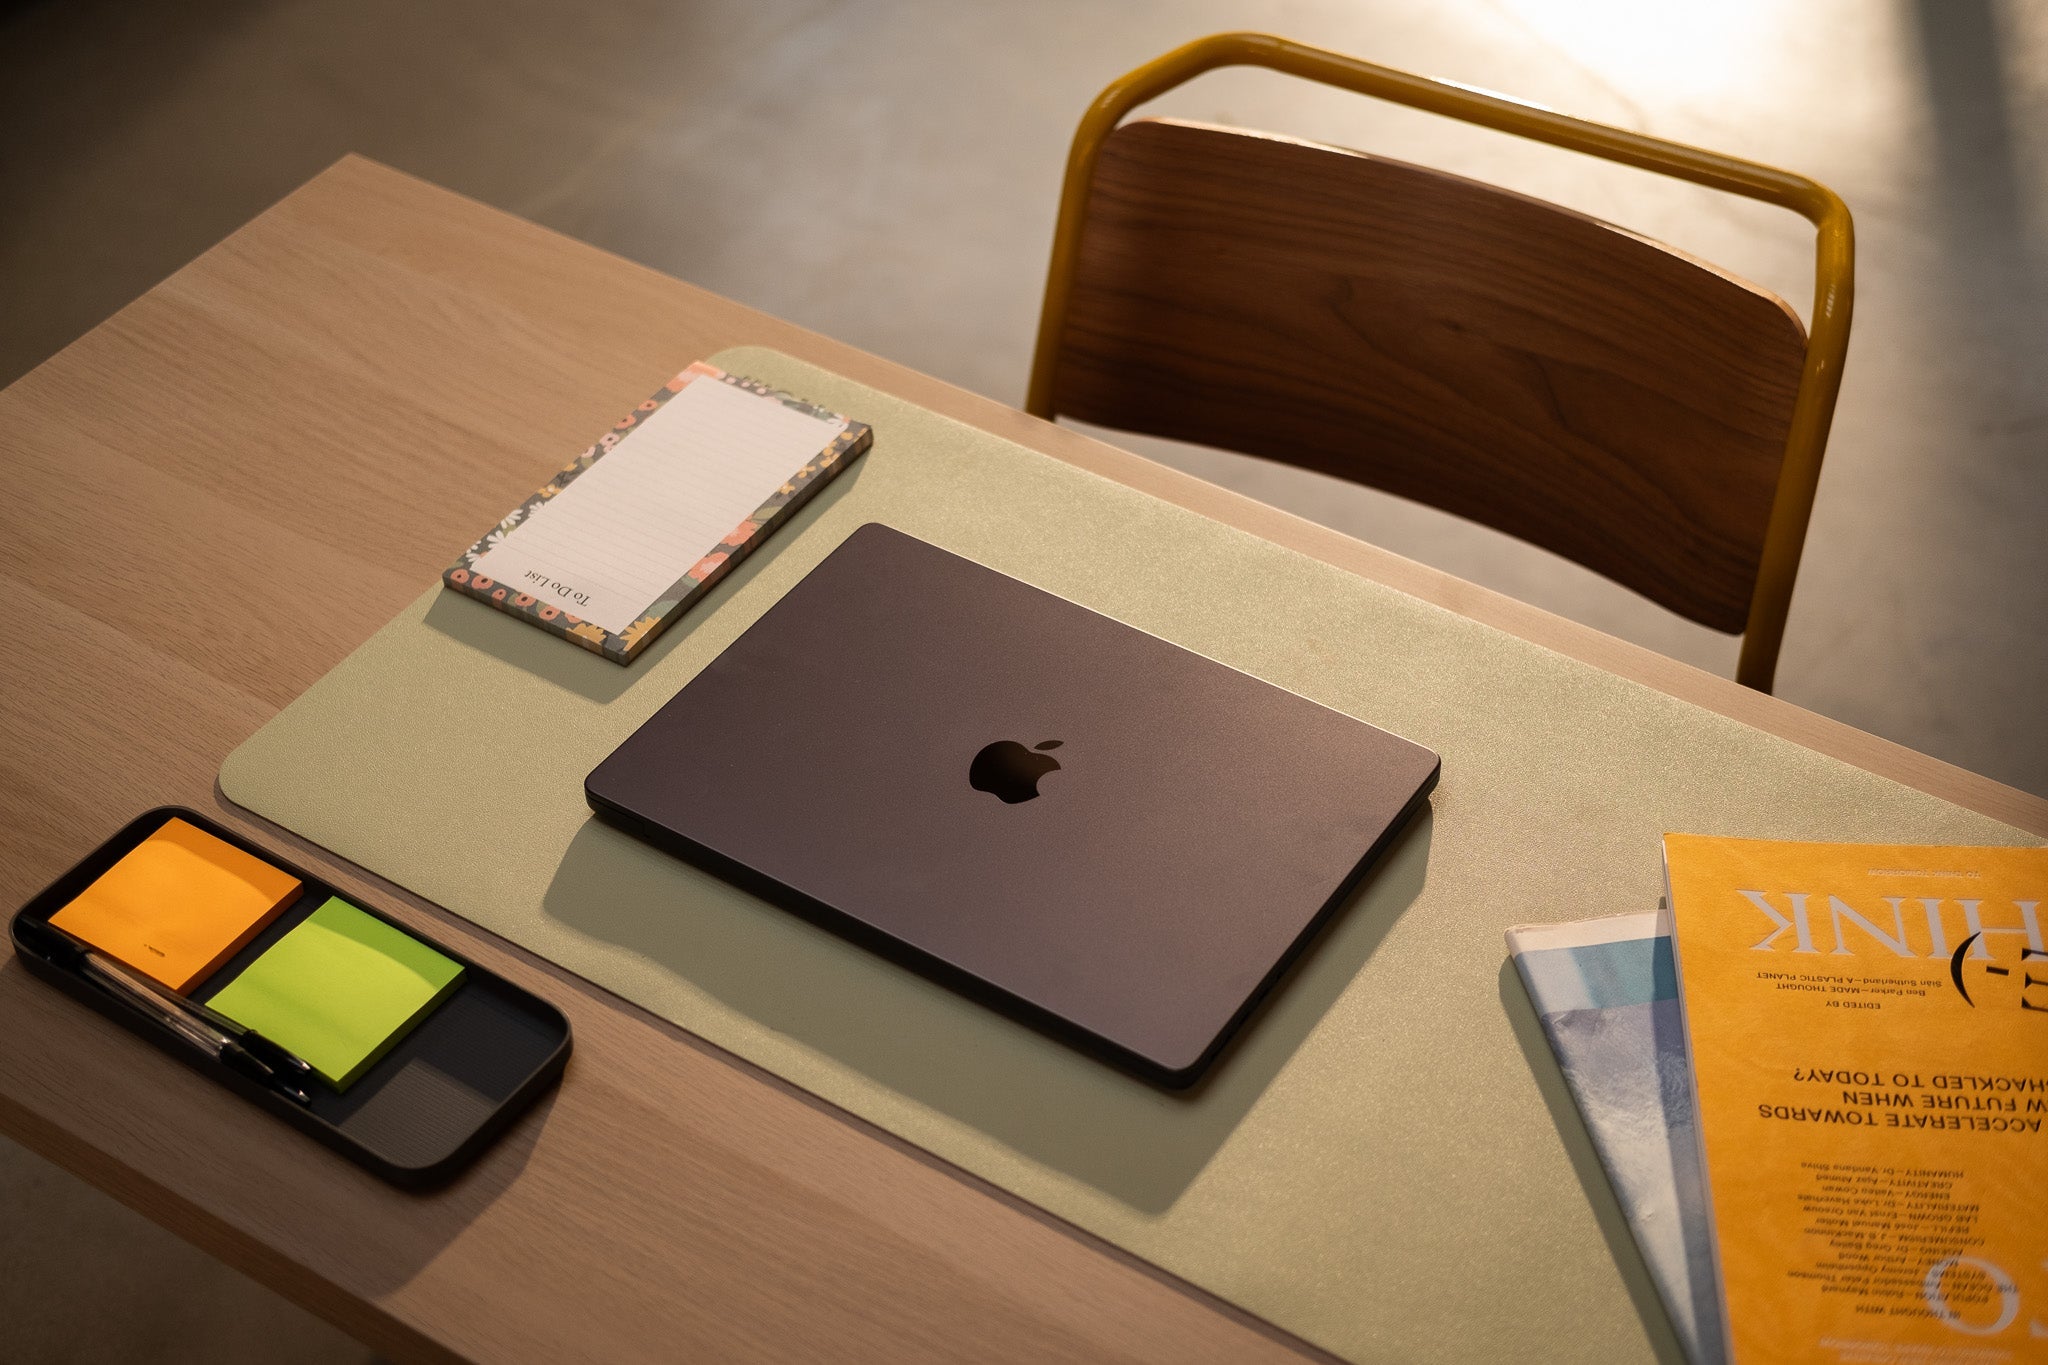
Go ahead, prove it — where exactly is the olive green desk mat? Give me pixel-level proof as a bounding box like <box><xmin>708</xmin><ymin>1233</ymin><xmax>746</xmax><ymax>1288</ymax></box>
<box><xmin>220</xmin><ymin>346</ymin><xmax>2028</xmax><ymax>1364</ymax></box>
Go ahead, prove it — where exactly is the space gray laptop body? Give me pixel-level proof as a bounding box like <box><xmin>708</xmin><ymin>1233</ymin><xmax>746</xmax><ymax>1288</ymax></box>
<box><xmin>585</xmin><ymin>523</ymin><xmax>1439</xmax><ymax>1087</ymax></box>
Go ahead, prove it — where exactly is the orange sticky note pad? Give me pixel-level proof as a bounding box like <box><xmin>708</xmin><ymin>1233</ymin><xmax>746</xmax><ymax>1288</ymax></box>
<box><xmin>50</xmin><ymin>818</ymin><xmax>301</xmax><ymax>993</ymax></box>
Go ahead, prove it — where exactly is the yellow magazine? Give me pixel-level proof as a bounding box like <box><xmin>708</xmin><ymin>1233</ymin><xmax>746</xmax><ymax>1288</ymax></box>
<box><xmin>1663</xmin><ymin>835</ymin><xmax>2047</xmax><ymax>1364</ymax></box>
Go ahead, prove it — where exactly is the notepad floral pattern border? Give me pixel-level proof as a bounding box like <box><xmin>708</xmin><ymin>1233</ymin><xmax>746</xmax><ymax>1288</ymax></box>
<box><xmin>442</xmin><ymin>362</ymin><xmax>872</xmax><ymax>664</ymax></box>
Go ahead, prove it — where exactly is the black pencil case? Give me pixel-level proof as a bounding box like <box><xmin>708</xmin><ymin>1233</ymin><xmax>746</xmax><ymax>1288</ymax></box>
<box><xmin>9</xmin><ymin>806</ymin><xmax>570</xmax><ymax>1189</ymax></box>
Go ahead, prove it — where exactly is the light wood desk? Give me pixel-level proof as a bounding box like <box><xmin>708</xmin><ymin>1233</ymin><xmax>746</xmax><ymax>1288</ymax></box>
<box><xmin>2</xmin><ymin>156</ymin><xmax>2043</xmax><ymax>1364</ymax></box>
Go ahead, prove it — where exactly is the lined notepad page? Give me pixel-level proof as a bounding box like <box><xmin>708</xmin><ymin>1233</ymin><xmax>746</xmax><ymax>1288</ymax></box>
<box><xmin>471</xmin><ymin>378</ymin><xmax>849</xmax><ymax>633</ymax></box>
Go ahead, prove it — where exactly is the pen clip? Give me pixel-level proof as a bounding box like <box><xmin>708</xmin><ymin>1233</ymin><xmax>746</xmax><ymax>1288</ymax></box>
<box><xmin>233</xmin><ymin>1028</ymin><xmax>314</xmax><ymax>1079</ymax></box>
<box><xmin>220</xmin><ymin>1042</ymin><xmax>311</xmax><ymax>1106</ymax></box>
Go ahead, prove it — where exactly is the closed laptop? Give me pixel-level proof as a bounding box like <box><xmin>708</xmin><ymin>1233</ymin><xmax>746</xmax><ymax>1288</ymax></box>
<box><xmin>586</xmin><ymin>523</ymin><xmax>1439</xmax><ymax>1087</ymax></box>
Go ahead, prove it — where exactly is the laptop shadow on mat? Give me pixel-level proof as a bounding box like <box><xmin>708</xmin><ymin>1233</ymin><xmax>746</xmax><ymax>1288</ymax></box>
<box><xmin>540</xmin><ymin>808</ymin><xmax>1431</xmax><ymax>1215</ymax></box>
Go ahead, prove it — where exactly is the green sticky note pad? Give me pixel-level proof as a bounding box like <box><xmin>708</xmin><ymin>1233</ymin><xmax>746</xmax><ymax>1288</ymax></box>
<box><xmin>209</xmin><ymin>898</ymin><xmax>464</xmax><ymax>1091</ymax></box>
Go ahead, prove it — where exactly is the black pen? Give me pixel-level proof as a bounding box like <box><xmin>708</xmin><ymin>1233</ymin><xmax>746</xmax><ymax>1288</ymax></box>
<box><xmin>74</xmin><ymin>951</ymin><xmax>313</xmax><ymax>1105</ymax></box>
<box><xmin>26</xmin><ymin>917</ymin><xmax>316</xmax><ymax>1081</ymax></box>
<box><xmin>87</xmin><ymin>943</ymin><xmax>315</xmax><ymax>1083</ymax></box>
<box><xmin>22</xmin><ymin>918</ymin><xmax>313</xmax><ymax>1105</ymax></box>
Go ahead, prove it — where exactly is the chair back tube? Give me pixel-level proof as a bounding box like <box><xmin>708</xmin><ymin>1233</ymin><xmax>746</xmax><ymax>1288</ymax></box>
<box><xmin>1029</xmin><ymin>32</ymin><xmax>1853</xmax><ymax>693</ymax></box>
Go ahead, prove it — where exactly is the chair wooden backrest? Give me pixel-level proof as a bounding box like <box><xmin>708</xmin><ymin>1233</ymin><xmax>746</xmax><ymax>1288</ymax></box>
<box><xmin>1028</xmin><ymin>35</ymin><xmax>1854</xmax><ymax>693</ymax></box>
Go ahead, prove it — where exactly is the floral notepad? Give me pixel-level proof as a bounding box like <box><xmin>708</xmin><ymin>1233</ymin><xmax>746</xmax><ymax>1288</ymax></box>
<box><xmin>444</xmin><ymin>362</ymin><xmax>871</xmax><ymax>664</ymax></box>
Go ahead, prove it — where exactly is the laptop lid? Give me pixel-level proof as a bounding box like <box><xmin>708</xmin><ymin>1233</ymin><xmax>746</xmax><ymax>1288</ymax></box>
<box><xmin>586</xmin><ymin>523</ymin><xmax>1439</xmax><ymax>1086</ymax></box>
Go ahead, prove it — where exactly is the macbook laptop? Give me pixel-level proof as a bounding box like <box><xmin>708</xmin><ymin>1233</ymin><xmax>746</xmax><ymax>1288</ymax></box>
<box><xmin>586</xmin><ymin>523</ymin><xmax>1439</xmax><ymax>1087</ymax></box>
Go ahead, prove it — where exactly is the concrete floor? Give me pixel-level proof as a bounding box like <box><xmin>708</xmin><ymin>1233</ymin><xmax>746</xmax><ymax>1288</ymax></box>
<box><xmin>2</xmin><ymin>0</ymin><xmax>2043</xmax><ymax>1360</ymax></box>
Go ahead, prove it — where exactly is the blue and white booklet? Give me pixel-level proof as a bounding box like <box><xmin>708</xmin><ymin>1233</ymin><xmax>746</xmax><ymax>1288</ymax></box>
<box><xmin>1505</xmin><ymin>912</ymin><xmax>1726</xmax><ymax>1365</ymax></box>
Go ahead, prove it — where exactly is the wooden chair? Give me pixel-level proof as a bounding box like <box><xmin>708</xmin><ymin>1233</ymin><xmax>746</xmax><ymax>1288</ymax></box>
<box><xmin>1027</xmin><ymin>33</ymin><xmax>1854</xmax><ymax>693</ymax></box>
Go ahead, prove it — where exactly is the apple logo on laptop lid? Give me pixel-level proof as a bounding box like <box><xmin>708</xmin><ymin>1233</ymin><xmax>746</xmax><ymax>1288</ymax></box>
<box><xmin>969</xmin><ymin>740</ymin><xmax>1062</xmax><ymax>804</ymax></box>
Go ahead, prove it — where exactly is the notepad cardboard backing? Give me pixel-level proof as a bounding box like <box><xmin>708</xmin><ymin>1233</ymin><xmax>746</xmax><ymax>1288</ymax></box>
<box><xmin>219</xmin><ymin>347</ymin><xmax>2032</xmax><ymax>1363</ymax></box>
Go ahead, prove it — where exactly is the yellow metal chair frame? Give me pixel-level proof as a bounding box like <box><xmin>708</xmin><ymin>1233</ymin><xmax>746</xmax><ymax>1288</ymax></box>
<box><xmin>1026</xmin><ymin>32</ymin><xmax>1854</xmax><ymax>694</ymax></box>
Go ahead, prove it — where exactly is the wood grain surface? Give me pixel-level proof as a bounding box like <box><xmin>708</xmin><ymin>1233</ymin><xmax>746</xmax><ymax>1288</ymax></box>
<box><xmin>1051</xmin><ymin>118</ymin><xmax>1809</xmax><ymax>633</ymax></box>
<box><xmin>1</xmin><ymin>154</ymin><xmax>2041</xmax><ymax>1364</ymax></box>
